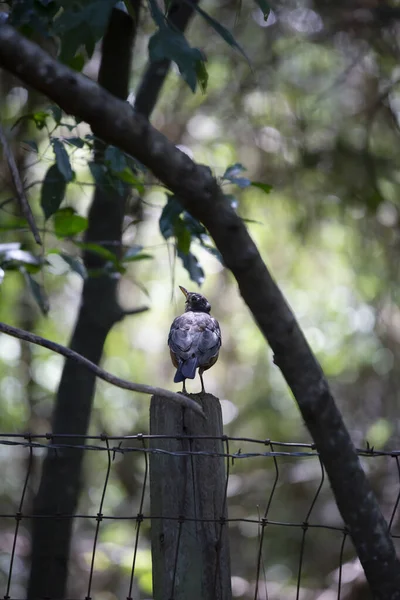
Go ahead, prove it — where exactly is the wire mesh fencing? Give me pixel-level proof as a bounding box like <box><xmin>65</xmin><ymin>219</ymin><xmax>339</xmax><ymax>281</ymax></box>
<box><xmin>0</xmin><ymin>431</ymin><xmax>399</xmax><ymax>600</ymax></box>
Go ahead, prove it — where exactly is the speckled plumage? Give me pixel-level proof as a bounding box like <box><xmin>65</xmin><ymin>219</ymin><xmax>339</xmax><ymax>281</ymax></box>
<box><xmin>168</xmin><ymin>287</ymin><xmax>221</xmax><ymax>393</ymax></box>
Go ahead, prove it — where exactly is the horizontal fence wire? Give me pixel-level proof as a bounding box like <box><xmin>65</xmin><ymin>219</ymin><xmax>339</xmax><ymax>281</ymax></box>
<box><xmin>0</xmin><ymin>433</ymin><xmax>399</xmax><ymax>600</ymax></box>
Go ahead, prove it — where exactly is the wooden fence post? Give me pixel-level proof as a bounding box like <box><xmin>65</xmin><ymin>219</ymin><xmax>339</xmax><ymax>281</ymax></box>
<box><xmin>149</xmin><ymin>393</ymin><xmax>232</xmax><ymax>600</ymax></box>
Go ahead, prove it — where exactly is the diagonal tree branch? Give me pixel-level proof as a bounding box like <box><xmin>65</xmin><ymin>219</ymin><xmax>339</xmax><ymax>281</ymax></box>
<box><xmin>1</xmin><ymin>24</ymin><xmax>400</xmax><ymax>598</ymax></box>
<box><xmin>0</xmin><ymin>321</ymin><xmax>203</xmax><ymax>414</ymax></box>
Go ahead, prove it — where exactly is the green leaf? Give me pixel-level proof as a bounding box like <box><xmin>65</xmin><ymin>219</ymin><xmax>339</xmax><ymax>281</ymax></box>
<box><xmin>177</xmin><ymin>250</ymin><xmax>204</xmax><ymax>285</ymax></box>
<box><xmin>251</xmin><ymin>181</ymin><xmax>272</xmax><ymax>194</ymax></box>
<box><xmin>123</xmin><ymin>253</ymin><xmax>153</xmax><ymax>262</ymax></box>
<box><xmin>189</xmin><ymin>3</ymin><xmax>251</xmax><ymax>65</ymax></box>
<box><xmin>147</xmin><ymin>0</ymin><xmax>165</xmax><ymax>27</ymax></box>
<box><xmin>59</xmin><ymin>253</ymin><xmax>87</xmax><ymax>279</ymax></box>
<box><xmin>159</xmin><ymin>195</ymin><xmax>184</xmax><ymax>239</ymax></box>
<box><xmin>254</xmin><ymin>0</ymin><xmax>271</xmax><ymax>20</ymax></box>
<box><xmin>149</xmin><ymin>27</ymin><xmax>204</xmax><ymax>91</ymax></box>
<box><xmin>104</xmin><ymin>146</ymin><xmax>127</xmax><ymax>173</ymax></box>
<box><xmin>52</xmin><ymin>138</ymin><xmax>74</xmax><ymax>182</ymax></box>
<box><xmin>175</xmin><ymin>220</ymin><xmax>192</xmax><ymax>254</ymax></box>
<box><xmin>41</xmin><ymin>164</ymin><xmax>67</xmax><ymax>220</ymax></box>
<box><xmin>53</xmin><ymin>208</ymin><xmax>88</xmax><ymax>238</ymax></box>
<box><xmin>114</xmin><ymin>167</ymin><xmax>144</xmax><ymax>193</ymax></box>
<box><xmin>196</xmin><ymin>60</ymin><xmax>208</xmax><ymax>94</ymax></box>
<box><xmin>67</xmin><ymin>53</ymin><xmax>85</xmax><ymax>72</ymax></box>
<box><xmin>22</xmin><ymin>270</ymin><xmax>49</xmax><ymax>315</ymax></box>
<box><xmin>32</xmin><ymin>110</ymin><xmax>50</xmax><ymax>129</ymax></box>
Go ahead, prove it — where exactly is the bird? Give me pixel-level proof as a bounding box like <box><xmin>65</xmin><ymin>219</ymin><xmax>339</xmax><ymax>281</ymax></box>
<box><xmin>168</xmin><ymin>286</ymin><xmax>221</xmax><ymax>393</ymax></box>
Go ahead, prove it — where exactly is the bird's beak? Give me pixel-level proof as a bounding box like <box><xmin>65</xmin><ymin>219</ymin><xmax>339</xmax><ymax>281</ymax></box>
<box><xmin>179</xmin><ymin>286</ymin><xmax>188</xmax><ymax>298</ymax></box>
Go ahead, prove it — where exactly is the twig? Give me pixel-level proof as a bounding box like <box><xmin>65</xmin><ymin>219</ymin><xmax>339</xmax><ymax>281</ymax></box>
<box><xmin>0</xmin><ymin>123</ymin><xmax>42</xmax><ymax>245</ymax></box>
<box><xmin>0</xmin><ymin>321</ymin><xmax>204</xmax><ymax>416</ymax></box>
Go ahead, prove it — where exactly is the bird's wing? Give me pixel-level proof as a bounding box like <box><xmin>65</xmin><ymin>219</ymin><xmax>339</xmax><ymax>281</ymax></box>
<box><xmin>196</xmin><ymin>315</ymin><xmax>221</xmax><ymax>366</ymax></box>
<box><xmin>168</xmin><ymin>314</ymin><xmax>196</xmax><ymax>360</ymax></box>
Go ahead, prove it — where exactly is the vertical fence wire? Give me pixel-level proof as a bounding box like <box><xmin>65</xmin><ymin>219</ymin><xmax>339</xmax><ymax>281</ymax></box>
<box><xmin>0</xmin><ymin>433</ymin><xmax>398</xmax><ymax>599</ymax></box>
<box><xmin>295</xmin><ymin>456</ymin><xmax>325</xmax><ymax>600</ymax></box>
<box><xmin>4</xmin><ymin>435</ymin><xmax>33</xmax><ymax>600</ymax></box>
<box><xmin>127</xmin><ymin>435</ymin><xmax>148</xmax><ymax>600</ymax></box>
<box><xmin>85</xmin><ymin>436</ymin><xmax>112</xmax><ymax>600</ymax></box>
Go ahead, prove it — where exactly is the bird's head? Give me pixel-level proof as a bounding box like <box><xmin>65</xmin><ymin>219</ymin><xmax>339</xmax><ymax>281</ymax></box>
<box><xmin>179</xmin><ymin>286</ymin><xmax>211</xmax><ymax>314</ymax></box>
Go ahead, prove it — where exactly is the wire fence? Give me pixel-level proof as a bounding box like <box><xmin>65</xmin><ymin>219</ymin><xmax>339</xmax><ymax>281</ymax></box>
<box><xmin>0</xmin><ymin>432</ymin><xmax>400</xmax><ymax>600</ymax></box>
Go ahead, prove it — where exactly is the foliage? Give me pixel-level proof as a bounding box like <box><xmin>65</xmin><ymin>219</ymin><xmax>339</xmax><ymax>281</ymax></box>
<box><xmin>2</xmin><ymin>0</ymin><xmax>400</xmax><ymax>597</ymax></box>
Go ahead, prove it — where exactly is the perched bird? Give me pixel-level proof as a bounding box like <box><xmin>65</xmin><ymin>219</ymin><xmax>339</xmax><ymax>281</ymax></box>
<box><xmin>168</xmin><ymin>286</ymin><xmax>221</xmax><ymax>393</ymax></box>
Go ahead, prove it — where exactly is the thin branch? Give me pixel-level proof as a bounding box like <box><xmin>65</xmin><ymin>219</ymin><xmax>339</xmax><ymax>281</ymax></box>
<box><xmin>0</xmin><ymin>321</ymin><xmax>204</xmax><ymax>416</ymax></box>
<box><xmin>0</xmin><ymin>123</ymin><xmax>42</xmax><ymax>245</ymax></box>
<box><xmin>0</xmin><ymin>24</ymin><xmax>400</xmax><ymax>596</ymax></box>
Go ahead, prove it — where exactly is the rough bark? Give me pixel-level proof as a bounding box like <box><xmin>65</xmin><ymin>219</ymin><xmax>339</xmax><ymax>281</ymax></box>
<box><xmin>1</xmin><ymin>24</ymin><xmax>400</xmax><ymax>598</ymax></box>
<box><xmin>25</xmin><ymin>8</ymin><xmax>140</xmax><ymax>598</ymax></box>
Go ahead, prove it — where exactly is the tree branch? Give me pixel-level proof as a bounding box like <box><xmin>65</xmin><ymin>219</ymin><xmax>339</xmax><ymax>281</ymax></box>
<box><xmin>1</xmin><ymin>24</ymin><xmax>400</xmax><ymax>597</ymax></box>
<box><xmin>0</xmin><ymin>321</ymin><xmax>203</xmax><ymax>415</ymax></box>
<box><xmin>0</xmin><ymin>122</ymin><xmax>41</xmax><ymax>245</ymax></box>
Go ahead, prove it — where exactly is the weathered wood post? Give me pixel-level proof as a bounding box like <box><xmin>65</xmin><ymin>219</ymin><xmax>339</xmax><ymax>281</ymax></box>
<box><xmin>149</xmin><ymin>393</ymin><xmax>232</xmax><ymax>600</ymax></box>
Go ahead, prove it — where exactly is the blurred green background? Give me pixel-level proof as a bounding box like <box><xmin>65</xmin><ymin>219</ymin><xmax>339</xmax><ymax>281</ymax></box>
<box><xmin>1</xmin><ymin>0</ymin><xmax>400</xmax><ymax>598</ymax></box>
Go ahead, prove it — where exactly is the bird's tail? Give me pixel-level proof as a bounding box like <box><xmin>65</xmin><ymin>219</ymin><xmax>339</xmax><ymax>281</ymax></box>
<box><xmin>174</xmin><ymin>357</ymin><xmax>198</xmax><ymax>382</ymax></box>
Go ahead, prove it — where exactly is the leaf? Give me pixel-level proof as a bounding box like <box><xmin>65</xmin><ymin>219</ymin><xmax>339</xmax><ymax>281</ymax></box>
<box><xmin>182</xmin><ymin>213</ymin><xmax>206</xmax><ymax>237</ymax></box>
<box><xmin>23</xmin><ymin>270</ymin><xmax>49</xmax><ymax>314</ymax></box>
<box><xmin>0</xmin><ymin>243</ymin><xmax>21</xmax><ymax>253</ymax></box>
<box><xmin>175</xmin><ymin>220</ymin><xmax>192</xmax><ymax>254</ymax></box>
<box><xmin>149</xmin><ymin>27</ymin><xmax>204</xmax><ymax>91</ymax></box>
<box><xmin>48</xmin><ymin>104</ymin><xmax>62</xmax><ymax>124</ymax></box>
<box><xmin>232</xmin><ymin>177</ymin><xmax>251</xmax><ymax>188</ymax></box>
<box><xmin>147</xmin><ymin>0</ymin><xmax>165</xmax><ymax>27</ymax></box>
<box><xmin>223</xmin><ymin>163</ymin><xmax>247</xmax><ymax>179</ymax></box>
<box><xmin>200</xmin><ymin>241</ymin><xmax>224</xmax><ymax>264</ymax></box>
<box><xmin>59</xmin><ymin>253</ymin><xmax>87</xmax><ymax>279</ymax></box>
<box><xmin>123</xmin><ymin>253</ymin><xmax>153</xmax><ymax>262</ymax></box>
<box><xmin>189</xmin><ymin>2</ymin><xmax>251</xmax><ymax>65</ymax></box>
<box><xmin>159</xmin><ymin>195</ymin><xmax>184</xmax><ymax>239</ymax></box>
<box><xmin>53</xmin><ymin>208</ymin><xmax>88</xmax><ymax>238</ymax></box>
<box><xmin>196</xmin><ymin>60</ymin><xmax>208</xmax><ymax>93</ymax></box>
<box><xmin>254</xmin><ymin>0</ymin><xmax>271</xmax><ymax>20</ymax></box>
<box><xmin>123</xmin><ymin>245</ymin><xmax>143</xmax><ymax>259</ymax></box>
<box><xmin>177</xmin><ymin>250</ymin><xmax>204</xmax><ymax>285</ymax></box>
<box><xmin>114</xmin><ymin>167</ymin><xmax>144</xmax><ymax>192</ymax></box>
<box><xmin>41</xmin><ymin>164</ymin><xmax>67</xmax><ymax>220</ymax></box>
<box><xmin>74</xmin><ymin>242</ymin><xmax>119</xmax><ymax>264</ymax></box>
<box><xmin>0</xmin><ymin>248</ymin><xmax>41</xmax><ymax>268</ymax></box>
<box><xmin>89</xmin><ymin>162</ymin><xmax>110</xmax><ymax>190</ymax></box>
<box><xmin>67</xmin><ymin>53</ymin><xmax>85</xmax><ymax>72</ymax></box>
<box><xmin>32</xmin><ymin>110</ymin><xmax>50</xmax><ymax>129</ymax></box>
<box><xmin>65</xmin><ymin>137</ymin><xmax>85</xmax><ymax>148</ymax></box>
<box><xmin>52</xmin><ymin>138</ymin><xmax>74</xmax><ymax>182</ymax></box>
<box><xmin>251</xmin><ymin>181</ymin><xmax>273</xmax><ymax>194</ymax></box>
<box><xmin>104</xmin><ymin>146</ymin><xmax>127</xmax><ymax>173</ymax></box>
